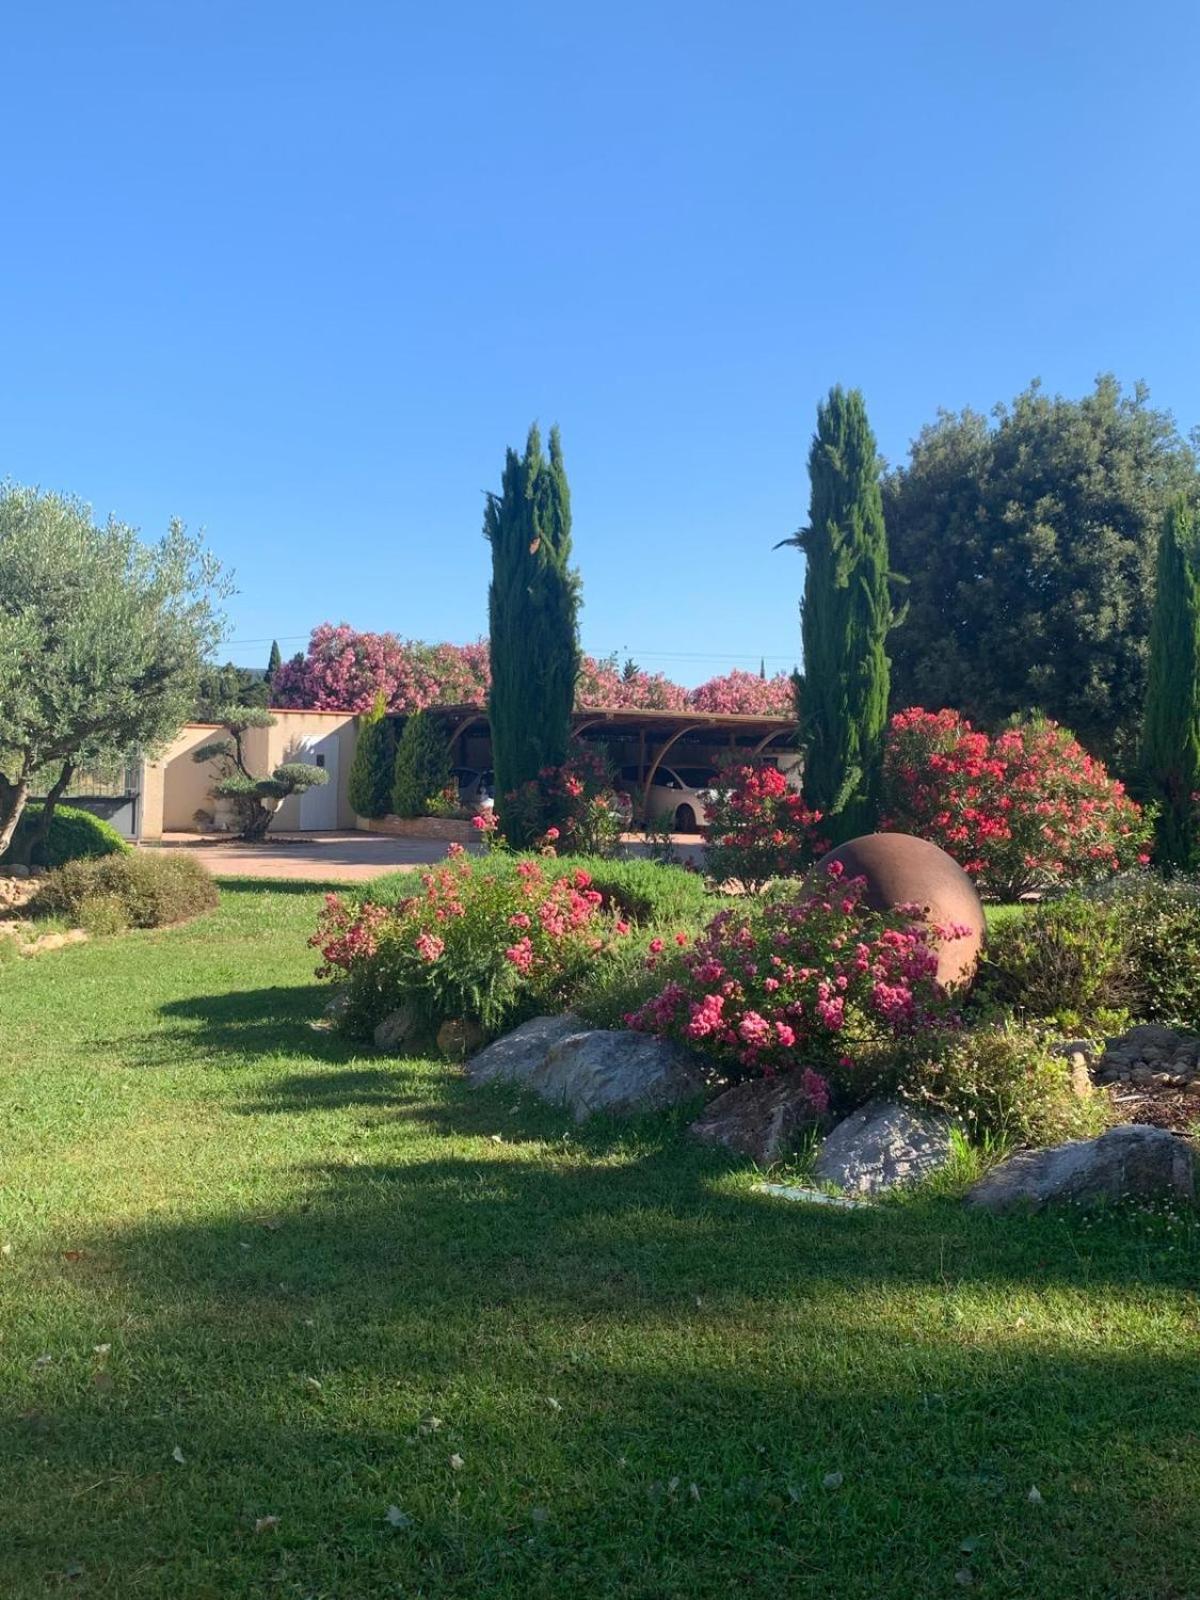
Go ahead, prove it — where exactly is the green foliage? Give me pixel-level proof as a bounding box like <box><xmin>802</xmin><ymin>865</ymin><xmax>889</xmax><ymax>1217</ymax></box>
<box><xmin>485</xmin><ymin>425</ymin><xmax>581</xmax><ymax>841</ymax></box>
<box><xmin>884</xmin><ymin>377</ymin><xmax>1200</xmax><ymax>770</ymax></box>
<box><xmin>979</xmin><ymin>897</ymin><xmax>1132</xmax><ymax>1028</ymax></box>
<box><xmin>1142</xmin><ymin>499</ymin><xmax>1200</xmax><ymax>867</ymax></box>
<box><xmin>0</xmin><ymin>484</ymin><xmax>227</xmax><ymax>856</ymax></box>
<box><xmin>783</xmin><ymin>388</ymin><xmax>892</xmax><ymax>838</ymax></box>
<box><xmin>895</xmin><ymin>1023</ymin><xmax>1112</xmax><ymax>1147</ymax></box>
<box><xmin>1088</xmin><ymin>874</ymin><xmax>1200</xmax><ymax>1031</ymax></box>
<box><xmin>193</xmin><ymin>662</ymin><xmax>269</xmax><ymax>720</ymax></box>
<box><xmin>267</xmin><ymin>639</ymin><xmax>282</xmax><ymax>682</ymax></box>
<box><xmin>31</xmin><ymin>851</ymin><xmax>219</xmax><ymax>929</ymax></box>
<box><xmin>571</xmin><ymin>934</ymin><xmax>686</xmax><ymax>1030</ymax></box>
<box><xmin>390</xmin><ymin>710</ymin><xmax>452</xmax><ymax>818</ymax></box>
<box><xmin>1</xmin><ymin>802</ymin><xmax>129</xmax><ymax>868</ymax></box>
<box><xmin>347</xmin><ymin>691</ymin><xmax>396</xmax><ymax>819</ymax></box>
<box><xmin>192</xmin><ymin>707</ymin><xmax>326</xmax><ymax>840</ymax></box>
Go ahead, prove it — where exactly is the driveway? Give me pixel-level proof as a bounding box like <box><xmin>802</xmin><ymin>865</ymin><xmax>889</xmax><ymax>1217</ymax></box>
<box><xmin>151</xmin><ymin>830</ymin><xmax>705</xmax><ymax>882</ymax></box>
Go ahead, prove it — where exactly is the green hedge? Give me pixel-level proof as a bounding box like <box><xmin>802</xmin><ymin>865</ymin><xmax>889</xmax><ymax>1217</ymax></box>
<box><xmin>31</xmin><ymin>852</ymin><xmax>219</xmax><ymax>930</ymax></box>
<box><xmin>1</xmin><ymin>803</ymin><xmax>129</xmax><ymax>869</ymax></box>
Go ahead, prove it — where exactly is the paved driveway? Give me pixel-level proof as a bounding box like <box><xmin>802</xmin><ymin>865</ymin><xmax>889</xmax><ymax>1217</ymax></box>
<box><xmin>152</xmin><ymin>830</ymin><xmax>705</xmax><ymax>882</ymax></box>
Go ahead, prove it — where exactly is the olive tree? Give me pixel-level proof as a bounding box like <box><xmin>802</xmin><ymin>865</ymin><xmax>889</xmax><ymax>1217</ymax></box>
<box><xmin>0</xmin><ymin>485</ymin><xmax>227</xmax><ymax>858</ymax></box>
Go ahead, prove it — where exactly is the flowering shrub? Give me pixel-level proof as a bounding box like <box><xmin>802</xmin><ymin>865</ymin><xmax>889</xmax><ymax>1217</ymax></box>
<box><xmin>311</xmin><ymin>845</ymin><xmax>626</xmax><ymax>1038</ymax></box>
<box><xmin>882</xmin><ymin>708</ymin><xmax>1152</xmax><ymax>900</ymax></box>
<box><xmin>688</xmin><ymin>669</ymin><xmax>796</xmax><ymax>717</ymax></box>
<box><xmin>502</xmin><ymin>749</ymin><xmax>627</xmax><ymax>854</ymax></box>
<box><xmin>576</xmin><ymin>655</ymin><xmax>688</xmax><ymax>711</ymax></box>
<box><xmin>703</xmin><ymin>764</ymin><xmax>827</xmax><ymax>892</ymax></box>
<box><xmin>627</xmin><ymin>863</ymin><xmax>963</xmax><ymax>1096</ymax></box>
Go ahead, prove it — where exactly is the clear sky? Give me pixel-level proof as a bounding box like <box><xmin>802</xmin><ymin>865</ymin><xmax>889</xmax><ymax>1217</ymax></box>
<box><xmin>2</xmin><ymin>1</ymin><xmax>1197</xmax><ymax>682</ymax></box>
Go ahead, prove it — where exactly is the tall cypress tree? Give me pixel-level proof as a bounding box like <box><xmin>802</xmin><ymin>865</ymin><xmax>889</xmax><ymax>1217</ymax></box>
<box><xmin>267</xmin><ymin>639</ymin><xmax>282</xmax><ymax>684</ymax></box>
<box><xmin>783</xmin><ymin>387</ymin><xmax>892</xmax><ymax>840</ymax></box>
<box><xmin>347</xmin><ymin>689</ymin><xmax>396</xmax><ymax>819</ymax></box>
<box><xmin>1142</xmin><ymin>497</ymin><xmax>1200</xmax><ymax>868</ymax></box>
<box><xmin>485</xmin><ymin>424</ymin><xmax>580</xmax><ymax>840</ymax></box>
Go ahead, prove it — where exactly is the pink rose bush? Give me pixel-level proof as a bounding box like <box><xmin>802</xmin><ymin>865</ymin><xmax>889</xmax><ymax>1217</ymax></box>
<box><xmin>311</xmin><ymin>846</ymin><xmax>627</xmax><ymax>1038</ymax></box>
<box><xmin>882</xmin><ymin>709</ymin><xmax>1153</xmax><ymax>900</ymax></box>
<box><xmin>703</xmin><ymin>764</ymin><xmax>828</xmax><ymax>891</ymax></box>
<box><xmin>627</xmin><ymin>863</ymin><xmax>963</xmax><ymax>1095</ymax></box>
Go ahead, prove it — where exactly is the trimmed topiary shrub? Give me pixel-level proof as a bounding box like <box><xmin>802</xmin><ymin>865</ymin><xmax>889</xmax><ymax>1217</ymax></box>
<box><xmin>31</xmin><ymin>852</ymin><xmax>219</xmax><ymax>930</ymax></box>
<box><xmin>347</xmin><ymin>690</ymin><xmax>396</xmax><ymax>819</ymax></box>
<box><xmin>2</xmin><ymin>803</ymin><xmax>129</xmax><ymax>869</ymax></box>
<box><xmin>391</xmin><ymin>710</ymin><xmax>452</xmax><ymax>818</ymax></box>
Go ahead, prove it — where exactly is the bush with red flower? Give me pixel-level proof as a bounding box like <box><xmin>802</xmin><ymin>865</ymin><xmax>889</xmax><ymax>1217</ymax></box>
<box><xmin>501</xmin><ymin>748</ymin><xmax>627</xmax><ymax>854</ymax></box>
<box><xmin>882</xmin><ymin>709</ymin><xmax>1153</xmax><ymax>901</ymax></box>
<box><xmin>311</xmin><ymin>844</ymin><xmax>627</xmax><ymax>1040</ymax></box>
<box><xmin>627</xmin><ymin>862</ymin><xmax>963</xmax><ymax>1100</ymax></box>
<box><xmin>702</xmin><ymin>763</ymin><xmax>828</xmax><ymax>892</ymax></box>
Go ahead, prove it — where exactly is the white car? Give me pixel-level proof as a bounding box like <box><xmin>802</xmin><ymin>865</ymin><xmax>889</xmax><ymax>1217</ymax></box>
<box><xmin>619</xmin><ymin>764</ymin><xmax>720</xmax><ymax>833</ymax></box>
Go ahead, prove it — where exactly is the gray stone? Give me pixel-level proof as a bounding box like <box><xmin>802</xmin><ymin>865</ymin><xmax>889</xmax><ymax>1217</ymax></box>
<box><xmin>813</xmin><ymin>1097</ymin><xmax>956</xmax><ymax>1196</ymax></box>
<box><xmin>373</xmin><ymin>1004</ymin><xmax>421</xmax><ymax>1053</ymax></box>
<box><xmin>752</xmin><ymin>1182</ymin><xmax>862</xmax><ymax>1210</ymax></box>
<box><xmin>690</xmin><ymin>1075</ymin><xmax>828</xmax><ymax>1166</ymax></box>
<box><xmin>965</xmin><ymin>1124</ymin><xmax>1196</xmax><ymax>1214</ymax></box>
<box><xmin>530</xmin><ymin>1030</ymin><xmax>706</xmax><ymax>1122</ymax></box>
<box><xmin>465</xmin><ymin>1014</ymin><xmax>584</xmax><ymax>1087</ymax></box>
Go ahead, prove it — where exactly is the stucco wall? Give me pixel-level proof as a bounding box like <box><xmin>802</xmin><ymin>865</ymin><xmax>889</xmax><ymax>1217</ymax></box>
<box><xmin>142</xmin><ymin>711</ymin><xmax>359</xmax><ymax>836</ymax></box>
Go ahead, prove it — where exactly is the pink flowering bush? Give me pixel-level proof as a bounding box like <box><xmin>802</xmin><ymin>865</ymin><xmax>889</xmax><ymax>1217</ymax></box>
<box><xmin>688</xmin><ymin>669</ymin><xmax>796</xmax><ymax>717</ymax></box>
<box><xmin>311</xmin><ymin>845</ymin><xmax>626</xmax><ymax>1039</ymax></box>
<box><xmin>882</xmin><ymin>708</ymin><xmax>1153</xmax><ymax>901</ymax></box>
<box><xmin>501</xmin><ymin>749</ymin><xmax>628</xmax><ymax>854</ymax></box>
<box><xmin>703</xmin><ymin>764</ymin><xmax>828</xmax><ymax>892</ymax></box>
<box><xmin>627</xmin><ymin>862</ymin><xmax>964</xmax><ymax>1097</ymax></box>
<box><xmin>577</xmin><ymin>655</ymin><xmax>689</xmax><ymax>711</ymax></box>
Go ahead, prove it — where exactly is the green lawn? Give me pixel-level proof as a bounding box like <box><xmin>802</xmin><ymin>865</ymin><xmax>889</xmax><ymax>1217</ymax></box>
<box><xmin>2</xmin><ymin>881</ymin><xmax>1199</xmax><ymax>1599</ymax></box>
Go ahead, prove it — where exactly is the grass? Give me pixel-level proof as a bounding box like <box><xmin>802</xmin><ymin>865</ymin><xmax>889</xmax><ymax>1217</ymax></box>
<box><xmin>2</xmin><ymin>880</ymin><xmax>1199</xmax><ymax>1599</ymax></box>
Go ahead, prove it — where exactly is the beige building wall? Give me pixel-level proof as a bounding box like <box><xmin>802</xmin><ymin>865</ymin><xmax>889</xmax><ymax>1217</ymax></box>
<box><xmin>140</xmin><ymin>711</ymin><xmax>359</xmax><ymax>837</ymax></box>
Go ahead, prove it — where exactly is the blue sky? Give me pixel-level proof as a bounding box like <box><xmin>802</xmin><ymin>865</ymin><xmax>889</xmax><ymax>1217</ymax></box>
<box><xmin>2</xmin><ymin>1</ymin><xmax>1197</xmax><ymax>683</ymax></box>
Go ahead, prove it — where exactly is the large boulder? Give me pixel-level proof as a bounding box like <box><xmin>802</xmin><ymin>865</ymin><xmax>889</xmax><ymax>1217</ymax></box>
<box><xmin>530</xmin><ymin>1030</ymin><xmax>706</xmax><ymax>1122</ymax></box>
<box><xmin>690</xmin><ymin>1075</ymin><xmax>829</xmax><ymax>1165</ymax></box>
<box><xmin>966</xmin><ymin>1124</ymin><xmax>1196</xmax><ymax>1214</ymax></box>
<box><xmin>465</xmin><ymin>1014</ymin><xmax>584</xmax><ymax>1086</ymax></box>
<box><xmin>466</xmin><ymin>1018</ymin><xmax>705</xmax><ymax>1122</ymax></box>
<box><xmin>814</xmin><ymin>1097</ymin><xmax>956</xmax><ymax>1195</ymax></box>
<box><xmin>807</xmin><ymin>833</ymin><xmax>986</xmax><ymax>990</ymax></box>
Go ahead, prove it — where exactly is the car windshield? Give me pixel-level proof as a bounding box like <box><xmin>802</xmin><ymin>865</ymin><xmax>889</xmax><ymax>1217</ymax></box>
<box><xmin>674</xmin><ymin>767</ymin><xmax>718</xmax><ymax>788</ymax></box>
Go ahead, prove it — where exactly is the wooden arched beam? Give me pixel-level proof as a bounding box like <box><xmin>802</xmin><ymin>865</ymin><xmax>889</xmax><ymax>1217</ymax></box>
<box><xmin>443</xmin><ymin>712</ymin><xmax>487</xmax><ymax>762</ymax></box>
<box><xmin>570</xmin><ymin>716</ymin><xmax>607</xmax><ymax>741</ymax></box>
<box><xmin>642</xmin><ymin>724</ymin><xmax>705</xmax><ymax>819</ymax></box>
<box><xmin>749</xmin><ymin>725</ymin><xmax>798</xmax><ymax>758</ymax></box>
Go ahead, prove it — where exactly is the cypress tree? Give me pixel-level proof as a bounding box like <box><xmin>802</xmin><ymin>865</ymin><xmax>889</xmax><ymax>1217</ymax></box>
<box><xmin>784</xmin><ymin>387</ymin><xmax>892</xmax><ymax>839</ymax></box>
<box><xmin>1142</xmin><ymin>497</ymin><xmax>1200</xmax><ymax>868</ymax></box>
<box><xmin>391</xmin><ymin>710</ymin><xmax>452</xmax><ymax>818</ymax></box>
<box><xmin>485</xmin><ymin>424</ymin><xmax>580</xmax><ymax>841</ymax></box>
<box><xmin>267</xmin><ymin>639</ymin><xmax>282</xmax><ymax>684</ymax></box>
<box><xmin>347</xmin><ymin>690</ymin><xmax>396</xmax><ymax>819</ymax></box>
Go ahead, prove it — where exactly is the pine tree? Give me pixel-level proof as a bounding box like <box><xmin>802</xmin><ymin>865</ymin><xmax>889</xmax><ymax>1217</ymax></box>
<box><xmin>347</xmin><ymin>690</ymin><xmax>396</xmax><ymax>819</ymax></box>
<box><xmin>267</xmin><ymin>639</ymin><xmax>282</xmax><ymax>684</ymax></box>
<box><xmin>391</xmin><ymin>710</ymin><xmax>452</xmax><ymax>818</ymax></box>
<box><xmin>782</xmin><ymin>387</ymin><xmax>892</xmax><ymax>840</ymax></box>
<box><xmin>1142</xmin><ymin>497</ymin><xmax>1200</xmax><ymax>868</ymax></box>
<box><xmin>485</xmin><ymin>424</ymin><xmax>580</xmax><ymax>841</ymax></box>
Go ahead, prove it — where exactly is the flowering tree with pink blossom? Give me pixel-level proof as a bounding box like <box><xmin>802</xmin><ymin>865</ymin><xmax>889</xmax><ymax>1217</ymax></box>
<box><xmin>688</xmin><ymin>669</ymin><xmax>796</xmax><ymax>717</ymax></box>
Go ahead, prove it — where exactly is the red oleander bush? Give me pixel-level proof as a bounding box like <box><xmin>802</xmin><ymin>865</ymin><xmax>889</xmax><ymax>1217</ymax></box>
<box><xmin>702</xmin><ymin>764</ymin><xmax>827</xmax><ymax>892</ymax></box>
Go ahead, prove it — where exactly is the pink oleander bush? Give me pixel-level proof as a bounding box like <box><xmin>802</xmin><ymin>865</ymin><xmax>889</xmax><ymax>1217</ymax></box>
<box><xmin>501</xmin><ymin>749</ymin><xmax>628</xmax><ymax>854</ymax></box>
<box><xmin>311</xmin><ymin>844</ymin><xmax>629</xmax><ymax>1039</ymax></box>
<box><xmin>627</xmin><ymin>861</ymin><xmax>966</xmax><ymax>1100</ymax></box>
<box><xmin>703</xmin><ymin>764</ymin><xmax>828</xmax><ymax>891</ymax></box>
<box><xmin>882</xmin><ymin>708</ymin><xmax>1153</xmax><ymax>901</ymax></box>
<box><xmin>688</xmin><ymin>669</ymin><xmax>796</xmax><ymax>717</ymax></box>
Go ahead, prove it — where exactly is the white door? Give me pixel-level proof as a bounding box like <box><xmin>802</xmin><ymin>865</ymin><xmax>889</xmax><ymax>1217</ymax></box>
<box><xmin>296</xmin><ymin>733</ymin><xmax>339</xmax><ymax>830</ymax></box>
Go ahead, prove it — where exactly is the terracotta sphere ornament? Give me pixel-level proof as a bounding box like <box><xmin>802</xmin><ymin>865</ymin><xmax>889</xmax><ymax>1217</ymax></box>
<box><xmin>808</xmin><ymin>832</ymin><xmax>986</xmax><ymax>991</ymax></box>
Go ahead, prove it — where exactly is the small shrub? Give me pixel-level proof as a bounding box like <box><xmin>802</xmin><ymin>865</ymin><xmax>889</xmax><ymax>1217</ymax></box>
<box><xmin>2</xmin><ymin>803</ymin><xmax>129</xmax><ymax>868</ymax></box>
<box><xmin>1087</xmin><ymin>874</ymin><xmax>1200</xmax><ymax>1030</ymax></box>
<box><xmin>882</xmin><ymin>708</ymin><xmax>1152</xmax><ymax>899</ymax></box>
<box><xmin>502</xmin><ymin>750</ymin><xmax>626</xmax><ymax>855</ymax></box>
<box><xmin>77</xmin><ymin>893</ymin><xmax>130</xmax><ymax>936</ymax></box>
<box><xmin>702</xmin><ymin>764</ymin><xmax>827</xmax><ymax>892</ymax></box>
<box><xmin>391</xmin><ymin>710</ymin><xmax>452</xmax><ymax>818</ymax></box>
<box><xmin>572</xmin><ymin>935</ymin><xmax>689</xmax><ymax>1030</ymax></box>
<box><xmin>627</xmin><ymin>860</ymin><xmax>963</xmax><ymax>1097</ymax></box>
<box><xmin>894</xmin><ymin>1024</ymin><xmax>1112</xmax><ymax>1147</ymax></box>
<box><xmin>32</xmin><ymin>852</ymin><xmax>219</xmax><ymax>929</ymax></box>
<box><xmin>312</xmin><ymin>845</ymin><xmax>628</xmax><ymax>1040</ymax></box>
<box><xmin>979</xmin><ymin>897</ymin><xmax>1131</xmax><ymax>1027</ymax></box>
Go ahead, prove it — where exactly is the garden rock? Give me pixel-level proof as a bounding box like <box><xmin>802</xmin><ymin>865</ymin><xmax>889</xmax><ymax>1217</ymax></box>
<box><xmin>965</xmin><ymin>1124</ymin><xmax>1196</xmax><ymax>1213</ymax></box>
<box><xmin>1094</xmin><ymin>1024</ymin><xmax>1200</xmax><ymax>1087</ymax></box>
<box><xmin>373</xmin><ymin>1004</ymin><xmax>422</xmax><ymax>1053</ymax></box>
<box><xmin>813</xmin><ymin>1097</ymin><xmax>956</xmax><ymax>1195</ymax></box>
<box><xmin>690</xmin><ymin>1075</ymin><xmax>828</xmax><ymax>1165</ymax></box>
<box><xmin>436</xmin><ymin>1017</ymin><xmax>485</xmax><ymax>1061</ymax></box>
<box><xmin>465</xmin><ymin>1014</ymin><xmax>585</xmax><ymax>1087</ymax></box>
<box><xmin>529</xmin><ymin>1029</ymin><xmax>706</xmax><ymax>1122</ymax></box>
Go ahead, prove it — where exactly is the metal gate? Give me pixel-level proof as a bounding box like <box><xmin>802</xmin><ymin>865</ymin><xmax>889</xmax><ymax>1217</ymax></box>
<box><xmin>37</xmin><ymin>762</ymin><xmax>141</xmax><ymax>840</ymax></box>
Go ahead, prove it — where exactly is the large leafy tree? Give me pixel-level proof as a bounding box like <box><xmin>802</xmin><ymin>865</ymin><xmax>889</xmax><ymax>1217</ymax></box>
<box><xmin>485</xmin><ymin>424</ymin><xmax>580</xmax><ymax>840</ymax></box>
<box><xmin>1142</xmin><ymin>498</ymin><xmax>1200</xmax><ymax>868</ymax></box>
<box><xmin>0</xmin><ymin>485</ymin><xmax>226</xmax><ymax>857</ymax></box>
<box><xmin>782</xmin><ymin>387</ymin><xmax>892</xmax><ymax>839</ymax></box>
<box><xmin>883</xmin><ymin>376</ymin><xmax>1200</xmax><ymax>769</ymax></box>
